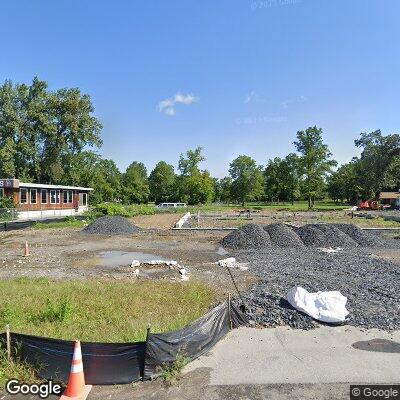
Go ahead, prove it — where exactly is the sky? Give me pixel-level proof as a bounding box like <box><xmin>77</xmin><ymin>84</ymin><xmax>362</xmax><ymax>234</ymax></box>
<box><xmin>0</xmin><ymin>0</ymin><xmax>399</xmax><ymax>178</ymax></box>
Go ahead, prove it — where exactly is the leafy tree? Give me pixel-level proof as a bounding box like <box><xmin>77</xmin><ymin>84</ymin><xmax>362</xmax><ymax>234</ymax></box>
<box><xmin>354</xmin><ymin>130</ymin><xmax>400</xmax><ymax>198</ymax></box>
<box><xmin>66</xmin><ymin>151</ymin><xmax>122</xmax><ymax>204</ymax></box>
<box><xmin>175</xmin><ymin>147</ymin><xmax>215</xmax><ymax>204</ymax></box>
<box><xmin>178</xmin><ymin>147</ymin><xmax>205</xmax><ymax>176</ymax></box>
<box><xmin>264</xmin><ymin>154</ymin><xmax>300</xmax><ymax>204</ymax></box>
<box><xmin>264</xmin><ymin>157</ymin><xmax>282</xmax><ymax>202</ymax></box>
<box><xmin>178</xmin><ymin>171</ymin><xmax>215</xmax><ymax>205</ymax></box>
<box><xmin>229</xmin><ymin>155</ymin><xmax>264</xmax><ymax>206</ymax></box>
<box><xmin>215</xmin><ymin>177</ymin><xmax>232</xmax><ymax>203</ymax></box>
<box><xmin>0</xmin><ymin>77</ymin><xmax>102</xmax><ymax>183</ymax></box>
<box><xmin>122</xmin><ymin>162</ymin><xmax>150</xmax><ymax>204</ymax></box>
<box><xmin>283</xmin><ymin>153</ymin><xmax>301</xmax><ymax>204</ymax></box>
<box><xmin>383</xmin><ymin>156</ymin><xmax>400</xmax><ymax>191</ymax></box>
<box><xmin>327</xmin><ymin>161</ymin><xmax>359</xmax><ymax>203</ymax></box>
<box><xmin>149</xmin><ymin>161</ymin><xmax>176</xmax><ymax>204</ymax></box>
<box><xmin>294</xmin><ymin>126</ymin><xmax>337</xmax><ymax>208</ymax></box>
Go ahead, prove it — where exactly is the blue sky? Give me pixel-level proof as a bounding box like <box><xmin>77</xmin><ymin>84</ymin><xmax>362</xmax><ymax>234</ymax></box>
<box><xmin>1</xmin><ymin>0</ymin><xmax>399</xmax><ymax>177</ymax></box>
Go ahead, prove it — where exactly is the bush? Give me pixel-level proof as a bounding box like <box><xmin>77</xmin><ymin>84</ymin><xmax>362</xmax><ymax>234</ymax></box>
<box><xmin>37</xmin><ymin>298</ymin><xmax>73</xmax><ymax>323</ymax></box>
<box><xmin>91</xmin><ymin>203</ymin><xmax>156</xmax><ymax>218</ymax></box>
<box><xmin>161</xmin><ymin>354</ymin><xmax>189</xmax><ymax>385</ymax></box>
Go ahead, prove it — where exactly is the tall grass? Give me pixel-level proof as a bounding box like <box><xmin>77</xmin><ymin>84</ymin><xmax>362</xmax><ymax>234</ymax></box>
<box><xmin>0</xmin><ymin>344</ymin><xmax>39</xmax><ymax>389</ymax></box>
<box><xmin>0</xmin><ymin>278</ymin><xmax>216</xmax><ymax>343</ymax></box>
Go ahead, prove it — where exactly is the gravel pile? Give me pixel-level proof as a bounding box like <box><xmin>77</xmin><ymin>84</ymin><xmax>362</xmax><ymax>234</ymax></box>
<box><xmin>296</xmin><ymin>224</ymin><xmax>358</xmax><ymax>248</ymax></box>
<box><xmin>263</xmin><ymin>223</ymin><xmax>305</xmax><ymax>248</ymax></box>
<box><xmin>235</xmin><ymin>248</ymin><xmax>400</xmax><ymax>331</ymax></box>
<box><xmin>220</xmin><ymin>223</ymin><xmax>271</xmax><ymax>249</ymax></box>
<box><xmin>84</xmin><ymin>216</ymin><xmax>140</xmax><ymax>235</ymax></box>
<box><xmin>335</xmin><ymin>224</ymin><xmax>385</xmax><ymax>247</ymax></box>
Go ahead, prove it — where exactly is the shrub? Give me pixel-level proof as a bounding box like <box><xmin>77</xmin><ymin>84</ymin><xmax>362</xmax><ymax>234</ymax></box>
<box><xmin>161</xmin><ymin>354</ymin><xmax>189</xmax><ymax>385</ymax></box>
<box><xmin>37</xmin><ymin>298</ymin><xmax>73</xmax><ymax>323</ymax></box>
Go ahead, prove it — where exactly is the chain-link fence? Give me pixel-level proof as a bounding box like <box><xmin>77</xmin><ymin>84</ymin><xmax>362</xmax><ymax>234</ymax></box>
<box><xmin>0</xmin><ymin>208</ymin><xmax>19</xmax><ymax>222</ymax></box>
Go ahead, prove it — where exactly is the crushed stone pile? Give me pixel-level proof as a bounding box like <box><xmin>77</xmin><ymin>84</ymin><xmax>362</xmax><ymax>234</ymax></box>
<box><xmin>220</xmin><ymin>223</ymin><xmax>271</xmax><ymax>249</ymax></box>
<box><xmin>234</xmin><ymin>247</ymin><xmax>400</xmax><ymax>331</ymax></box>
<box><xmin>221</xmin><ymin>222</ymin><xmax>393</xmax><ymax>249</ymax></box>
<box><xmin>296</xmin><ymin>224</ymin><xmax>358</xmax><ymax>248</ymax></box>
<box><xmin>263</xmin><ymin>223</ymin><xmax>305</xmax><ymax>248</ymax></box>
<box><xmin>84</xmin><ymin>216</ymin><xmax>140</xmax><ymax>235</ymax></box>
<box><xmin>335</xmin><ymin>223</ymin><xmax>385</xmax><ymax>247</ymax></box>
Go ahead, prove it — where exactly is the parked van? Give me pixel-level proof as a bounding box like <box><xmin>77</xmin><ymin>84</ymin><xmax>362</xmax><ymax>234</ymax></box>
<box><xmin>156</xmin><ymin>202</ymin><xmax>187</xmax><ymax>208</ymax></box>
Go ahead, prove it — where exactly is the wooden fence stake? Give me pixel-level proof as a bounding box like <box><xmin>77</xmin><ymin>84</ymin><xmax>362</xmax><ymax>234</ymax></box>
<box><xmin>6</xmin><ymin>324</ymin><xmax>11</xmax><ymax>360</ymax></box>
<box><xmin>228</xmin><ymin>293</ymin><xmax>233</xmax><ymax>330</ymax></box>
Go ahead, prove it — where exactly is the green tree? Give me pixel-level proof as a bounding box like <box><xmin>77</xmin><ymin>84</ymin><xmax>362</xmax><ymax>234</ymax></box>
<box><xmin>264</xmin><ymin>157</ymin><xmax>282</xmax><ymax>202</ymax></box>
<box><xmin>383</xmin><ymin>156</ymin><xmax>400</xmax><ymax>190</ymax></box>
<box><xmin>216</xmin><ymin>177</ymin><xmax>232</xmax><ymax>203</ymax></box>
<box><xmin>122</xmin><ymin>162</ymin><xmax>150</xmax><ymax>204</ymax></box>
<box><xmin>283</xmin><ymin>153</ymin><xmax>301</xmax><ymax>204</ymax></box>
<box><xmin>327</xmin><ymin>161</ymin><xmax>359</xmax><ymax>203</ymax></box>
<box><xmin>179</xmin><ymin>171</ymin><xmax>215</xmax><ymax>205</ymax></box>
<box><xmin>264</xmin><ymin>154</ymin><xmax>300</xmax><ymax>204</ymax></box>
<box><xmin>178</xmin><ymin>147</ymin><xmax>205</xmax><ymax>176</ymax></box>
<box><xmin>0</xmin><ymin>77</ymin><xmax>102</xmax><ymax>183</ymax></box>
<box><xmin>149</xmin><ymin>161</ymin><xmax>176</xmax><ymax>204</ymax></box>
<box><xmin>229</xmin><ymin>155</ymin><xmax>264</xmax><ymax>206</ymax></box>
<box><xmin>66</xmin><ymin>151</ymin><xmax>122</xmax><ymax>204</ymax></box>
<box><xmin>294</xmin><ymin>126</ymin><xmax>337</xmax><ymax>208</ymax></box>
<box><xmin>354</xmin><ymin>130</ymin><xmax>400</xmax><ymax>198</ymax></box>
<box><xmin>176</xmin><ymin>147</ymin><xmax>215</xmax><ymax>204</ymax></box>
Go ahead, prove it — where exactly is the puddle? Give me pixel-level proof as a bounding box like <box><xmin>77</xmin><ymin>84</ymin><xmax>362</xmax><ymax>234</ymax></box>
<box><xmin>99</xmin><ymin>251</ymin><xmax>167</xmax><ymax>267</ymax></box>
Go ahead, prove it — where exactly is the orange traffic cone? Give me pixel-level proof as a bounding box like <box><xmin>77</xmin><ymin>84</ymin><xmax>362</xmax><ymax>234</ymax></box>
<box><xmin>23</xmin><ymin>241</ymin><xmax>30</xmax><ymax>257</ymax></box>
<box><xmin>60</xmin><ymin>340</ymin><xmax>92</xmax><ymax>400</ymax></box>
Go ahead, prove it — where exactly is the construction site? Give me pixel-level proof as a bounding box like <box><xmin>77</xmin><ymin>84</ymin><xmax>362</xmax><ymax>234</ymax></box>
<box><xmin>0</xmin><ymin>208</ymin><xmax>399</xmax><ymax>399</ymax></box>
<box><xmin>1</xmin><ymin>2</ymin><xmax>400</xmax><ymax>398</ymax></box>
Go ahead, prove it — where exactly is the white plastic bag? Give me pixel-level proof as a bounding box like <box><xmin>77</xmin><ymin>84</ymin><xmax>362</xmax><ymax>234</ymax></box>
<box><xmin>287</xmin><ymin>286</ymin><xmax>349</xmax><ymax>323</ymax></box>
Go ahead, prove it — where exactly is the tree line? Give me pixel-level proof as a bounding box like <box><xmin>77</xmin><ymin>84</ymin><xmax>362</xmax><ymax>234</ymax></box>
<box><xmin>1</xmin><ymin>78</ymin><xmax>399</xmax><ymax>207</ymax></box>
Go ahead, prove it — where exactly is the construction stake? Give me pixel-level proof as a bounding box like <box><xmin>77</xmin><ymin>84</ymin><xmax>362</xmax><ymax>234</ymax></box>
<box><xmin>6</xmin><ymin>324</ymin><xmax>11</xmax><ymax>361</ymax></box>
<box><xmin>228</xmin><ymin>293</ymin><xmax>233</xmax><ymax>329</ymax></box>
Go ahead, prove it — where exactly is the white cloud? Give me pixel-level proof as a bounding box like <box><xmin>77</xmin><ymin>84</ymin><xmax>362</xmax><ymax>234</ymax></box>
<box><xmin>244</xmin><ymin>91</ymin><xmax>265</xmax><ymax>104</ymax></box>
<box><xmin>158</xmin><ymin>92</ymin><xmax>199</xmax><ymax>116</ymax></box>
<box><xmin>281</xmin><ymin>95</ymin><xmax>307</xmax><ymax>109</ymax></box>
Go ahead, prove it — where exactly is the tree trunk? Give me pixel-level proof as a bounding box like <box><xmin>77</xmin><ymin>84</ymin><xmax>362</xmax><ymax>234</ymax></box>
<box><xmin>308</xmin><ymin>196</ymin><xmax>312</xmax><ymax>209</ymax></box>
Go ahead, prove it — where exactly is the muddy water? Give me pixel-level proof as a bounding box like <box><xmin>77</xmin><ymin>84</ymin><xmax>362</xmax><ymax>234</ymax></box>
<box><xmin>99</xmin><ymin>250</ymin><xmax>167</xmax><ymax>267</ymax></box>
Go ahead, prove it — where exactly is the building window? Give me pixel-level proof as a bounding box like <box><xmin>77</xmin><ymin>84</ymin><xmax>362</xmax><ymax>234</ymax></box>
<box><xmin>80</xmin><ymin>193</ymin><xmax>88</xmax><ymax>206</ymax></box>
<box><xmin>63</xmin><ymin>190</ymin><xmax>73</xmax><ymax>204</ymax></box>
<box><xmin>20</xmin><ymin>188</ymin><xmax>28</xmax><ymax>204</ymax></box>
<box><xmin>30</xmin><ymin>189</ymin><xmax>37</xmax><ymax>204</ymax></box>
<box><xmin>41</xmin><ymin>189</ymin><xmax>48</xmax><ymax>204</ymax></box>
<box><xmin>50</xmin><ymin>190</ymin><xmax>60</xmax><ymax>204</ymax></box>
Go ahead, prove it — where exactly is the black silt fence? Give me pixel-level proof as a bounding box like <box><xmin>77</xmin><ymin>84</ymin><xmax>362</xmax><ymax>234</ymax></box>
<box><xmin>0</xmin><ymin>301</ymin><xmax>247</xmax><ymax>385</ymax></box>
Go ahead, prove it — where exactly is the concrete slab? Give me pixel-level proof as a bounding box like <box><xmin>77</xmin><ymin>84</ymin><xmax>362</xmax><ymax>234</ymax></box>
<box><xmin>185</xmin><ymin>326</ymin><xmax>400</xmax><ymax>385</ymax></box>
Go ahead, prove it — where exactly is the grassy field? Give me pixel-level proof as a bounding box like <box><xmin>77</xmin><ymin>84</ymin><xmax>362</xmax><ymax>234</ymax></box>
<box><xmin>190</xmin><ymin>201</ymin><xmax>350</xmax><ymax>212</ymax></box>
<box><xmin>0</xmin><ymin>278</ymin><xmax>216</xmax><ymax>342</ymax></box>
<box><xmin>32</xmin><ymin>217</ymin><xmax>88</xmax><ymax>230</ymax></box>
<box><xmin>319</xmin><ymin>215</ymin><xmax>400</xmax><ymax>228</ymax></box>
<box><xmin>0</xmin><ymin>278</ymin><xmax>216</xmax><ymax>387</ymax></box>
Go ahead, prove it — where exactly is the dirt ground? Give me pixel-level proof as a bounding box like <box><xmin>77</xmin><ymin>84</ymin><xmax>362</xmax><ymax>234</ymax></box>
<box><xmin>0</xmin><ymin>214</ymin><xmax>256</xmax><ymax>297</ymax></box>
<box><xmin>131</xmin><ymin>213</ymin><xmax>181</xmax><ymax>230</ymax></box>
<box><xmin>190</xmin><ymin>209</ymin><xmax>400</xmax><ymax>229</ymax></box>
<box><xmin>1</xmin><ymin>213</ymin><xmax>400</xmax><ymax>400</ymax></box>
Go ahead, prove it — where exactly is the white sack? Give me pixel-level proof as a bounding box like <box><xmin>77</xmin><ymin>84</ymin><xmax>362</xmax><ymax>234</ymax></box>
<box><xmin>218</xmin><ymin>257</ymin><xmax>249</xmax><ymax>271</ymax></box>
<box><xmin>287</xmin><ymin>286</ymin><xmax>349</xmax><ymax>323</ymax></box>
<box><xmin>218</xmin><ymin>257</ymin><xmax>236</xmax><ymax>268</ymax></box>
